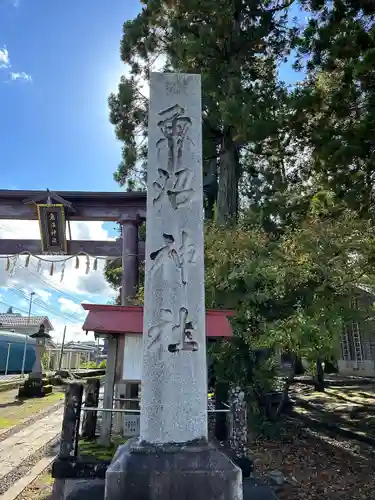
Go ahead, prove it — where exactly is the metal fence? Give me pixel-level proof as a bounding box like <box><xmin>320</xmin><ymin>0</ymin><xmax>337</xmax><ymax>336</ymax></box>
<box><xmin>87</xmin><ymin>397</ymin><xmax>142</xmax><ymax>438</ymax></box>
<box><xmin>56</xmin><ymin>382</ymin><xmax>243</xmax><ymax>465</ymax></box>
<box><xmin>52</xmin><ymin>382</ymin><xmax>251</xmax><ymax>484</ymax></box>
<box><xmin>82</xmin><ymin>399</ymin><xmax>232</xmax><ymax>441</ymax></box>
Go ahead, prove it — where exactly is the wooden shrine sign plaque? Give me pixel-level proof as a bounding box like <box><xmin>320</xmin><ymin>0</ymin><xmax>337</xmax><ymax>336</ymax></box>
<box><xmin>37</xmin><ymin>204</ymin><xmax>67</xmax><ymax>254</ymax></box>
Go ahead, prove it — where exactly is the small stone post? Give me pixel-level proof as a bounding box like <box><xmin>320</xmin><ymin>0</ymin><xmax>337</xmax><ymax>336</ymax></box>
<box><xmin>82</xmin><ymin>379</ymin><xmax>100</xmax><ymax>440</ymax></box>
<box><xmin>58</xmin><ymin>383</ymin><xmax>84</xmax><ymax>459</ymax></box>
<box><xmin>99</xmin><ymin>336</ymin><xmax>117</xmax><ymax>445</ymax></box>
<box><xmin>215</xmin><ymin>381</ymin><xmax>229</xmax><ymax>442</ymax></box>
<box><xmin>229</xmin><ymin>386</ymin><xmax>248</xmax><ymax>459</ymax></box>
<box><xmin>51</xmin><ymin>383</ymin><xmax>84</xmax><ymax>500</ymax></box>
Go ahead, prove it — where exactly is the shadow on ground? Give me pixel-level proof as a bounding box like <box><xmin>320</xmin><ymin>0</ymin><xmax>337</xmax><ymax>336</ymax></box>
<box><xmin>290</xmin><ymin>382</ymin><xmax>375</xmax><ymax>443</ymax></box>
<box><xmin>252</xmin><ymin>416</ymin><xmax>375</xmax><ymax>500</ymax></box>
<box><xmin>0</xmin><ymin>400</ymin><xmax>24</xmax><ymax>409</ymax></box>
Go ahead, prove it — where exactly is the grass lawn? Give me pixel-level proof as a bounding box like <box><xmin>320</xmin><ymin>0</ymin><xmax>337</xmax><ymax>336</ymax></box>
<box><xmin>0</xmin><ymin>389</ymin><xmax>64</xmax><ymax>431</ymax></box>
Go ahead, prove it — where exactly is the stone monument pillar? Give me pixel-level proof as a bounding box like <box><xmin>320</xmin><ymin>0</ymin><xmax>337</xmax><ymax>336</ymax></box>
<box><xmin>140</xmin><ymin>73</ymin><xmax>207</xmax><ymax>444</ymax></box>
<box><xmin>105</xmin><ymin>73</ymin><xmax>243</xmax><ymax>500</ymax></box>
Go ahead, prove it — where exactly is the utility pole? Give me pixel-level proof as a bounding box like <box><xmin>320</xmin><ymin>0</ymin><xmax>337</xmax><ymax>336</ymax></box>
<box><xmin>21</xmin><ymin>291</ymin><xmax>35</xmax><ymax>376</ymax></box>
<box><xmin>5</xmin><ymin>343</ymin><xmax>11</xmax><ymax>375</ymax></box>
<box><xmin>58</xmin><ymin>325</ymin><xmax>67</xmax><ymax>371</ymax></box>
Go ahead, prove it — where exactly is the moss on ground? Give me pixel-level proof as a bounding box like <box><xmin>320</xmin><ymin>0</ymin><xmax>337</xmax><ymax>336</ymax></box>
<box><xmin>78</xmin><ymin>436</ymin><xmax>128</xmax><ymax>461</ymax></box>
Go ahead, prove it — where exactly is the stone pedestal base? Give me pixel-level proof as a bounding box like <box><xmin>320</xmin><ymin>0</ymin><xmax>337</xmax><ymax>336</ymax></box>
<box><xmin>18</xmin><ymin>373</ymin><xmax>52</xmax><ymax>399</ymax></box>
<box><xmin>105</xmin><ymin>438</ymin><xmax>243</xmax><ymax>500</ymax></box>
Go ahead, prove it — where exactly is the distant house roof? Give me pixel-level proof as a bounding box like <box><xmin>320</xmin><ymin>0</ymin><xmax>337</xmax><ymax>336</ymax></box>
<box><xmin>0</xmin><ymin>314</ymin><xmax>54</xmax><ymax>332</ymax></box>
<box><xmin>64</xmin><ymin>342</ymin><xmax>97</xmax><ymax>351</ymax></box>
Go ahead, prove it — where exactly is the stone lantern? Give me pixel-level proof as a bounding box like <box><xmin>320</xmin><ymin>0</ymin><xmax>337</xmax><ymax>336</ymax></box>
<box><xmin>29</xmin><ymin>324</ymin><xmax>51</xmax><ymax>379</ymax></box>
<box><xmin>18</xmin><ymin>324</ymin><xmax>52</xmax><ymax>399</ymax></box>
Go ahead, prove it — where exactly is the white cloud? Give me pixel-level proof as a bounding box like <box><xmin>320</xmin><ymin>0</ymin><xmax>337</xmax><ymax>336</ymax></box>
<box><xmin>0</xmin><ymin>47</ymin><xmax>9</xmax><ymax>68</ymax></box>
<box><xmin>58</xmin><ymin>297</ymin><xmax>85</xmax><ymax>316</ymax></box>
<box><xmin>35</xmin><ymin>288</ymin><xmax>52</xmax><ymax>303</ymax></box>
<box><xmin>10</xmin><ymin>71</ymin><xmax>32</xmax><ymax>82</ymax></box>
<box><xmin>0</xmin><ymin>219</ymin><xmax>118</xmax><ymax>338</ymax></box>
<box><xmin>0</xmin><ymin>254</ymin><xmax>116</xmax><ymax>298</ymax></box>
<box><xmin>0</xmin><ymin>46</ymin><xmax>31</xmax><ymax>83</ymax></box>
<box><xmin>48</xmin><ymin>317</ymin><xmax>94</xmax><ymax>343</ymax></box>
<box><xmin>0</xmin><ymin>218</ymin><xmax>116</xmax><ymax>246</ymax></box>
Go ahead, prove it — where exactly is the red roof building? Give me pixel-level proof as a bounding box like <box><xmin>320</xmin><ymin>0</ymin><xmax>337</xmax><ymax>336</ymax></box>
<box><xmin>81</xmin><ymin>304</ymin><xmax>233</xmax><ymax>383</ymax></box>
<box><xmin>82</xmin><ymin>304</ymin><xmax>233</xmax><ymax>338</ymax></box>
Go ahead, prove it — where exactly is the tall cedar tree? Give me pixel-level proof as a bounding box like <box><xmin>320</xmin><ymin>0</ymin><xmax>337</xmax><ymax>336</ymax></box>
<box><xmin>293</xmin><ymin>1</ymin><xmax>375</xmax><ymax>219</ymax></box>
<box><xmin>108</xmin><ymin>0</ymin><xmax>297</xmax><ymax>224</ymax></box>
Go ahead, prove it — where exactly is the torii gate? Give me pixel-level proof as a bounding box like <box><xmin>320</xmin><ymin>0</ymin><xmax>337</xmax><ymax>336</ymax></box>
<box><xmin>0</xmin><ymin>188</ymin><xmax>146</xmax><ymax>438</ymax></box>
<box><xmin>0</xmin><ymin>189</ymin><xmax>146</xmax><ymax>259</ymax></box>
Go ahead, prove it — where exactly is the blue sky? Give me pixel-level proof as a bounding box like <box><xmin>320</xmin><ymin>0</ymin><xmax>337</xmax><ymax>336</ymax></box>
<box><xmin>0</xmin><ymin>0</ymin><xmax>303</xmax><ymax>194</ymax></box>
<box><xmin>0</xmin><ymin>0</ymin><xmax>303</xmax><ymax>342</ymax></box>
<box><xmin>0</xmin><ymin>0</ymin><xmax>141</xmax><ymax>340</ymax></box>
<box><xmin>0</xmin><ymin>0</ymin><xmax>140</xmax><ymax>192</ymax></box>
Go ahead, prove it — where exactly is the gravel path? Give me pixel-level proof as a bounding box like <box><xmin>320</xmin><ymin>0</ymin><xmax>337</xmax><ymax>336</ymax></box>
<box><xmin>0</xmin><ymin>400</ymin><xmax>64</xmax><ymax>443</ymax></box>
<box><xmin>0</xmin><ymin>435</ymin><xmax>60</xmax><ymax>496</ymax></box>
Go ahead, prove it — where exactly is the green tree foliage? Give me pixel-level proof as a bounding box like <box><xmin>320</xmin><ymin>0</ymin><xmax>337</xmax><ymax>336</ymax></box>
<box><xmin>293</xmin><ymin>1</ymin><xmax>375</xmax><ymax>218</ymax></box>
<box><xmin>205</xmin><ymin>204</ymin><xmax>375</xmax><ymax>402</ymax></box>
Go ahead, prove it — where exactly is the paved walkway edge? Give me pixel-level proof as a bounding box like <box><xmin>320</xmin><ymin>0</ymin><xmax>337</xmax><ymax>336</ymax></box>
<box><xmin>0</xmin><ymin>455</ymin><xmax>56</xmax><ymax>500</ymax></box>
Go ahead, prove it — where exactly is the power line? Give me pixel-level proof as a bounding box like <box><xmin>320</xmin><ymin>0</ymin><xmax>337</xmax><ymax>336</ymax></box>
<box><xmin>7</xmin><ymin>286</ymin><xmax>84</xmax><ymax>325</ymax></box>
<box><xmin>25</xmin><ymin>261</ymin><xmax>101</xmax><ymax>305</ymax></box>
<box><xmin>0</xmin><ymin>221</ymin><xmax>103</xmax><ymax>306</ymax></box>
<box><xmin>0</xmin><ymin>300</ymin><xmax>33</xmax><ymax>316</ymax></box>
<box><xmin>11</xmin><ymin>289</ymin><xmax>82</xmax><ymax>322</ymax></box>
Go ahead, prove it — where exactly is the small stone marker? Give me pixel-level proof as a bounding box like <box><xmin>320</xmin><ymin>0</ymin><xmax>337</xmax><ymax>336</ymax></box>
<box><xmin>104</xmin><ymin>73</ymin><xmax>243</xmax><ymax>500</ymax></box>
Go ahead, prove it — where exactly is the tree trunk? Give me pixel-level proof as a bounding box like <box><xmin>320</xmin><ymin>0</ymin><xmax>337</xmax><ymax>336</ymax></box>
<box><xmin>217</xmin><ymin>132</ymin><xmax>239</xmax><ymax>226</ymax></box>
<box><xmin>314</xmin><ymin>359</ymin><xmax>325</xmax><ymax>392</ymax></box>
<box><xmin>203</xmin><ymin>157</ymin><xmax>218</xmax><ymax>220</ymax></box>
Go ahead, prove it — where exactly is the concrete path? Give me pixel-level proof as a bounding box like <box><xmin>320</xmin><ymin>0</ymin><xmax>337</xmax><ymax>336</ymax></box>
<box><xmin>0</xmin><ymin>375</ymin><xmax>23</xmax><ymax>382</ymax></box>
<box><xmin>0</xmin><ymin>407</ymin><xmax>62</xmax><ymax>480</ymax></box>
<box><xmin>0</xmin><ymin>455</ymin><xmax>56</xmax><ymax>500</ymax></box>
